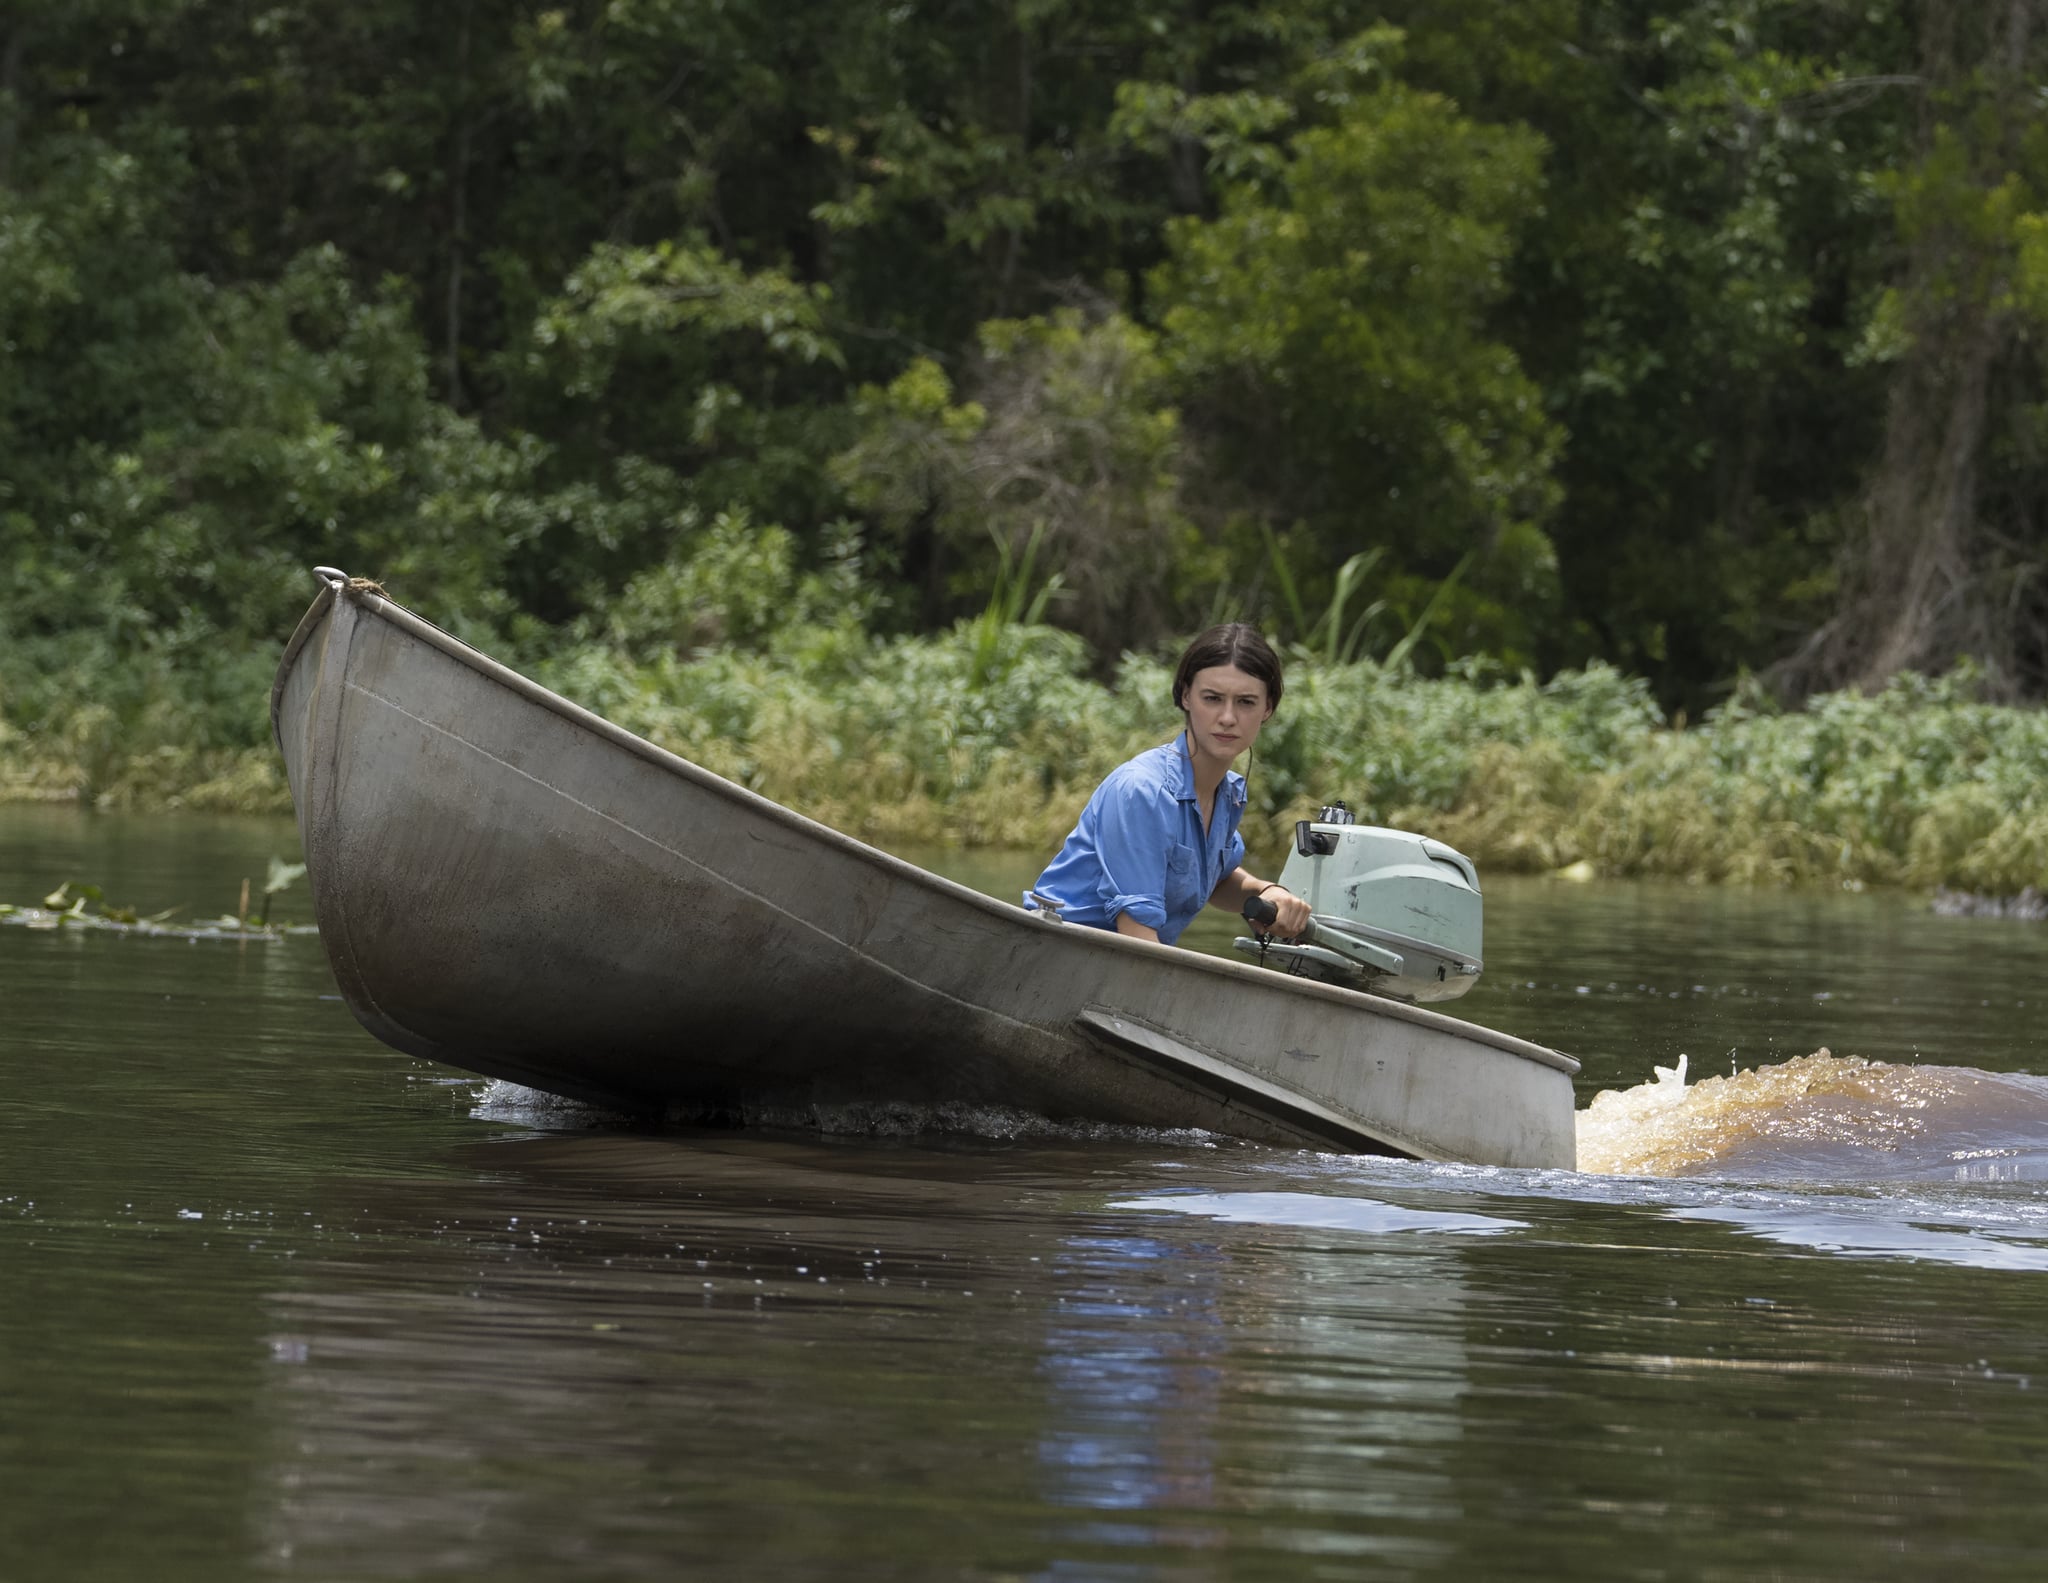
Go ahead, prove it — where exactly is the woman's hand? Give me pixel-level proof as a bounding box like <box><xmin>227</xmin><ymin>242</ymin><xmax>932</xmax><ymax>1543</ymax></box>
<box><xmin>1224</xmin><ymin>870</ymin><xmax>1311</xmax><ymax>940</ymax></box>
<box><xmin>1259</xmin><ymin>883</ymin><xmax>1312</xmax><ymax>940</ymax></box>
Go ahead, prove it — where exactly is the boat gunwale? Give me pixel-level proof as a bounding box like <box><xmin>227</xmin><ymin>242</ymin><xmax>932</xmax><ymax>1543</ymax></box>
<box><xmin>270</xmin><ymin>573</ymin><xmax>1579</xmax><ymax>1079</ymax></box>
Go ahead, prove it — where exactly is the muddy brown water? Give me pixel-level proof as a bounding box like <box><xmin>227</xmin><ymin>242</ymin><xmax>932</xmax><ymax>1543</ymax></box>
<box><xmin>6</xmin><ymin>807</ymin><xmax>2048</xmax><ymax>1580</ymax></box>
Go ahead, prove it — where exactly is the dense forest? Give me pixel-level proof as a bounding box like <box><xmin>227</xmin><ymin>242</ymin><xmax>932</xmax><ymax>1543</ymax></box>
<box><xmin>3</xmin><ymin>2</ymin><xmax>2048</xmax><ymax>885</ymax></box>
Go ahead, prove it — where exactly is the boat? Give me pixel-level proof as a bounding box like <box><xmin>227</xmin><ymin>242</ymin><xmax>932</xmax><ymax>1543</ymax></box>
<box><xmin>272</xmin><ymin>567</ymin><xmax>1580</xmax><ymax>1168</ymax></box>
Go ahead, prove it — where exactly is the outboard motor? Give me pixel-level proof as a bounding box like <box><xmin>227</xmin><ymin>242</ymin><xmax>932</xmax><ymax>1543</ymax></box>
<box><xmin>1234</xmin><ymin>801</ymin><xmax>1483</xmax><ymax>1004</ymax></box>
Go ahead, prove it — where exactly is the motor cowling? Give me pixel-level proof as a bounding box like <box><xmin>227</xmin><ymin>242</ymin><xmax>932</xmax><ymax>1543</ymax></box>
<box><xmin>1234</xmin><ymin>807</ymin><xmax>1483</xmax><ymax>1003</ymax></box>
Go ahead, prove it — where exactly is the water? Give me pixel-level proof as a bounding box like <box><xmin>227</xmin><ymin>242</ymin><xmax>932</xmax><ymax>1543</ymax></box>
<box><xmin>6</xmin><ymin>807</ymin><xmax>2048</xmax><ymax>1579</ymax></box>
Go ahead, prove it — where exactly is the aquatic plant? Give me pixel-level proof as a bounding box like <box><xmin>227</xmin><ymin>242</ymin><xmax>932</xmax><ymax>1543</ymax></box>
<box><xmin>1</xmin><ymin>878</ymin><xmax>315</xmax><ymax>940</ymax></box>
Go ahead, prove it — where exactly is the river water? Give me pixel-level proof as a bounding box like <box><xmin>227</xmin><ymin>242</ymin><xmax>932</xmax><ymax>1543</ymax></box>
<box><xmin>5</xmin><ymin>805</ymin><xmax>2048</xmax><ymax>1580</ymax></box>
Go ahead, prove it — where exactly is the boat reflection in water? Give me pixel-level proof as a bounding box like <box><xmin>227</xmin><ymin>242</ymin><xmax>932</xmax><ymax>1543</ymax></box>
<box><xmin>249</xmin><ymin>1128</ymin><xmax>1508</xmax><ymax>1578</ymax></box>
<box><xmin>1035</xmin><ymin>1196</ymin><xmax>1517</xmax><ymax>1568</ymax></box>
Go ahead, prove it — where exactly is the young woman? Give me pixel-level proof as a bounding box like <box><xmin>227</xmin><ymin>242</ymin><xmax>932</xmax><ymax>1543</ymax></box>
<box><xmin>1027</xmin><ymin>623</ymin><xmax>1313</xmax><ymax>945</ymax></box>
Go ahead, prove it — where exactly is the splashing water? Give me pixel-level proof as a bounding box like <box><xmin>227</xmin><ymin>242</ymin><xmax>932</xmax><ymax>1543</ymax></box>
<box><xmin>471</xmin><ymin>1080</ymin><xmax>1229</xmax><ymax>1149</ymax></box>
<box><xmin>1577</xmin><ymin>1049</ymin><xmax>2048</xmax><ymax>1181</ymax></box>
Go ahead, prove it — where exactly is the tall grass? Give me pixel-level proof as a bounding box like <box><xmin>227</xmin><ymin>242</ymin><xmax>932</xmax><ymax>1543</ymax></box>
<box><xmin>7</xmin><ymin>612</ymin><xmax>2048</xmax><ymax>896</ymax></box>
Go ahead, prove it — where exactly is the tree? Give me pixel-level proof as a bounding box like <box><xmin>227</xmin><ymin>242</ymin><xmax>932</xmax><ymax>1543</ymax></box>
<box><xmin>832</xmin><ymin>310</ymin><xmax>1192</xmax><ymax>655</ymax></box>
<box><xmin>1376</xmin><ymin>0</ymin><xmax>1910</xmax><ymax>701</ymax></box>
<box><xmin>1786</xmin><ymin>0</ymin><xmax>2048</xmax><ymax>695</ymax></box>
<box><xmin>1149</xmin><ymin>37</ymin><xmax>1563</xmax><ymax>666</ymax></box>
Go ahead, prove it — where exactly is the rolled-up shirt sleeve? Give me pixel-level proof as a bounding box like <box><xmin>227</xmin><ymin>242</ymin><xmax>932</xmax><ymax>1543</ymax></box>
<box><xmin>1093</xmin><ymin>779</ymin><xmax>1172</xmax><ymax>931</ymax></box>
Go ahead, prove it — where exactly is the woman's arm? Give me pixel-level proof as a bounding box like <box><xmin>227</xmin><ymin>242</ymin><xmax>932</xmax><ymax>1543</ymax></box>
<box><xmin>1212</xmin><ymin>867</ymin><xmax>1311</xmax><ymax>939</ymax></box>
<box><xmin>1089</xmin><ymin>778</ymin><xmax>1174</xmax><ymax>937</ymax></box>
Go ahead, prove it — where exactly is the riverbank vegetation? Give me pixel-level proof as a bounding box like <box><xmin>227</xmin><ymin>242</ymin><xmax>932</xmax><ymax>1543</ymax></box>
<box><xmin>537</xmin><ymin>617</ymin><xmax>2048</xmax><ymax>896</ymax></box>
<box><xmin>4</xmin><ymin>2</ymin><xmax>2048</xmax><ymax>891</ymax></box>
<box><xmin>11</xmin><ymin>584</ymin><xmax>2048</xmax><ymax>894</ymax></box>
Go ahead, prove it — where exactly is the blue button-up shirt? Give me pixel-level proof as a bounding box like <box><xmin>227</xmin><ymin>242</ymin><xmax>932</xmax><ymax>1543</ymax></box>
<box><xmin>1027</xmin><ymin>735</ymin><xmax>1247</xmax><ymax>944</ymax></box>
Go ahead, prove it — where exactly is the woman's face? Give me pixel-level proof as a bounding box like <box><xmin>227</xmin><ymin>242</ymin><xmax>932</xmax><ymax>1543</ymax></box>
<box><xmin>1182</xmin><ymin>663</ymin><xmax>1273</xmax><ymax>766</ymax></box>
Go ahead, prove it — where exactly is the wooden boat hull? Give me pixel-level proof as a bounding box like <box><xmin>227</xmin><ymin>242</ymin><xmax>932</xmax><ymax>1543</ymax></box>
<box><xmin>272</xmin><ymin>574</ymin><xmax>1580</xmax><ymax>1167</ymax></box>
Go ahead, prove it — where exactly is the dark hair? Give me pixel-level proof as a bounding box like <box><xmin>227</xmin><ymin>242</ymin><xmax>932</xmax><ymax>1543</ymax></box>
<box><xmin>1171</xmin><ymin>623</ymin><xmax>1284</xmax><ymax>714</ymax></box>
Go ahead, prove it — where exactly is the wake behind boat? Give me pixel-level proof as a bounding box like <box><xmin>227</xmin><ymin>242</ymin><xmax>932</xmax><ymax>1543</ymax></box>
<box><xmin>271</xmin><ymin>568</ymin><xmax>1579</xmax><ymax>1167</ymax></box>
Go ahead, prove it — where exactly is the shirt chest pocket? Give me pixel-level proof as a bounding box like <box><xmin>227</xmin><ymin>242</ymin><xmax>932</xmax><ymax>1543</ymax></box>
<box><xmin>1164</xmin><ymin>841</ymin><xmax>1204</xmax><ymax>916</ymax></box>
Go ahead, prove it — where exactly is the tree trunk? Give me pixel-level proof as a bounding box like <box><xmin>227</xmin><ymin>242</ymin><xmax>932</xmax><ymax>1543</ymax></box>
<box><xmin>0</xmin><ymin>24</ymin><xmax>25</xmax><ymax>188</ymax></box>
<box><xmin>1780</xmin><ymin>0</ymin><xmax>2036</xmax><ymax>696</ymax></box>
<box><xmin>985</xmin><ymin>6</ymin><xmax>1033</xmax><ymax>321</ymax></box>
<box><xmin>445</xmin><ymin>0</ymin><xmax>474</xmax><ymax>411</ymax></box>
<box><xmin>1847</xmin><ymin>309</ymin><xmax>2002</xmax><ymax>687</ymax></box>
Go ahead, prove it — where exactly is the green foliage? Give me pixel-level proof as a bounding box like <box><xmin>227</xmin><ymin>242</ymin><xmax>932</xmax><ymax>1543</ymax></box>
<box><xmin>965</xmin><ymin>526</ymin><xmax>1065</xmax><ymax>691</ymax></box>
<box><xmin>1108</xmin><ymin>78</ymin><xmax>1298</xmax><ymax>188</ymax></box>
<box><xmin>515</xmin><ymin>619</ymin><xmax>2048</xmax><ymax>896</ymax></box>
<box><xmin>8</xmin><ymin>0</ymin><xmax>2048</xmax><ymax>883</ymax></box>
<box><xmin>499</xmin><ymin>236</ymin><xmax>851</xmax><ymax>605</ymax></box>
<box><xmin>1376</xmin><ymin>0</ymin><xmax>1907</xmax><ymax>696</ymax></box>
<box><xmin>0</xmin><ymin>207</ymin><xmax>538</xmax><ymax>761</ymax></box>
<box><xmin>1266</xmin><ymin>542</ymin><xmax>1390</xmax><ymax>669</ymax></box>
<box><xmin>588</xmin><ymin>509</ymin><xmax>873</xmax><ymax>661</ymax></box>
<box><xmin>1153</xmin><ymin>53</ymin><xmax>1564</xmax><ymax>666</ymax></box>
<box><xmin>517</xmin><ymin>238</ymin><xmax>840</xmax><ymax>397</ymax></box>
<box><xmin>832</xmin><ymin>310</ymin><xmax>1192</xmax><ymax>652</ymax></box>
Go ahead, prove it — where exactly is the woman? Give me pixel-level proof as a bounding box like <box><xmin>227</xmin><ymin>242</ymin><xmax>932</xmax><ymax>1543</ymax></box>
<box><xmin>1028</xmin><ymin>623</ymin><xmax>1313</xmax><ymax>945</ymax></box>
